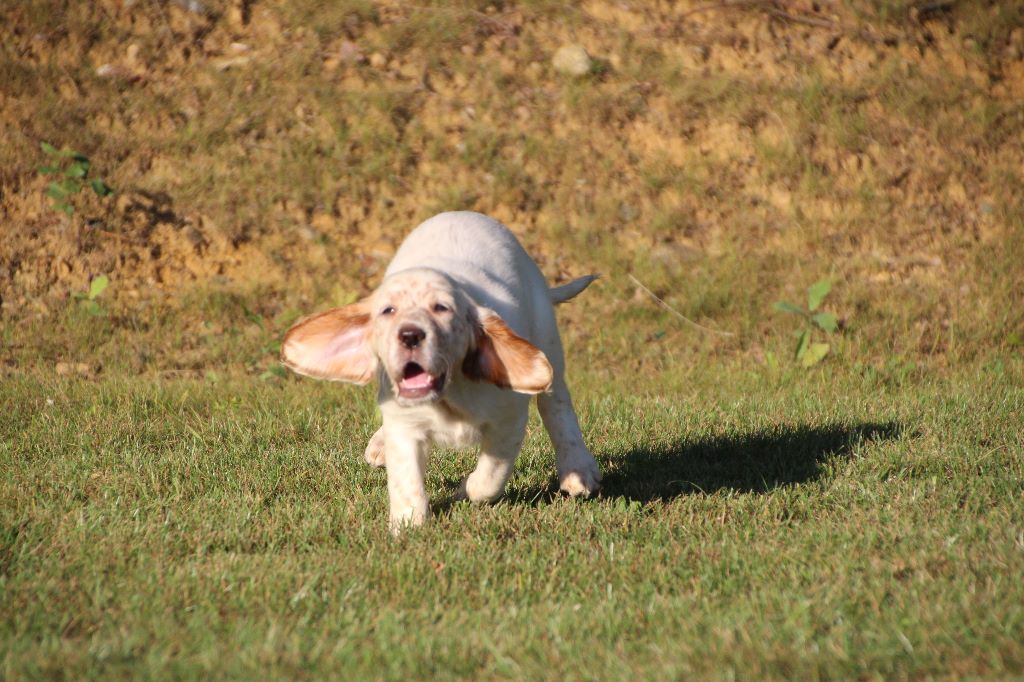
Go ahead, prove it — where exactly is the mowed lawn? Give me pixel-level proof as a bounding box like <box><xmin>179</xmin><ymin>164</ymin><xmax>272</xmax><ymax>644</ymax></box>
<box><xmin>2</xmin><ymin>360</ymin><xmax>1021</xmax><ymax>678</ymax></box>
<box><xmin>3</xmin><ymin>0</ymin><xmax>1024</xmax><ymax>677</ymax></box>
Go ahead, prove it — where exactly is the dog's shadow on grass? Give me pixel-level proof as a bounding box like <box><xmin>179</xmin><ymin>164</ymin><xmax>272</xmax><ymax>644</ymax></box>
<box><xmin>505</xmin><ymin>421</ymin><xmax>906</xmax><ymax>505</ymax></box>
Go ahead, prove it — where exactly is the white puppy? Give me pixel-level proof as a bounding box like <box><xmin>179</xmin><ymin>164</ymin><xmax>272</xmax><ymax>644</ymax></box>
<box><xmin>281</xmin><ymin>211</ymin><xmax>601</xmax><ymax>532</ymax></box>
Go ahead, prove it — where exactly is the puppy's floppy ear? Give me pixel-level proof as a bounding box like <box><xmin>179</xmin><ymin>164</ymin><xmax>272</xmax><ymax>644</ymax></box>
<box><xmin>463</xmin><ymin>307</ymin><xmax>552</xmax><ymax>394</ymax></box>
<box><xmin>280</xmin><ymin>302</ymin><xmax>377</xmax><ymax>384</ymax></box>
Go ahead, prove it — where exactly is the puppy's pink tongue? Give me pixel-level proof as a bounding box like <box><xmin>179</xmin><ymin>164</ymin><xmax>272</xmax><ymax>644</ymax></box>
<box><xmin>400</xmin><ymin>373</ymin><xmax>432</xmax><ymax>390</ymax></box>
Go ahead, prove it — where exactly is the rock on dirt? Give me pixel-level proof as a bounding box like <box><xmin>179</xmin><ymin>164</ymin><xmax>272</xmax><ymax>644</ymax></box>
<box><xmin>552</xmin><ymin>45</ymin><xmax>592</xmax><ymax>76</ymax></box>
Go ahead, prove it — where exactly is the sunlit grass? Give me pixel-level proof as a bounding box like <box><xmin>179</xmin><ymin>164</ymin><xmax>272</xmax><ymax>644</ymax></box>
<box><xmin>1</xmin><ymin>366</ymin><xmax>1022</xmax><ymax>677</ymax></box>
<box><xmin>3</xmin><ymin>0</ymin><xmax>1024</xmax><ymax>676</ymax></box>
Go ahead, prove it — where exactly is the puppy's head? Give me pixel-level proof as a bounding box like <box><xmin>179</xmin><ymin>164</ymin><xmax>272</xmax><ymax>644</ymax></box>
<box><xmin>280</xmin><ymin>268</ymin><xmax>552</xmax><ymax>404</ymax></box>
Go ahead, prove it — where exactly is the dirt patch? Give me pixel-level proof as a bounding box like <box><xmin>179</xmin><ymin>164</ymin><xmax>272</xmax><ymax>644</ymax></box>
<box><xmin>1</xmin><ymin>0</ymin><xmax>1021</xmax><ymax>342</ymax></box>
<box><xmin>2</xmin><ymin>179</ymin><xmax>285</xmax><ymax>315</ymax></box>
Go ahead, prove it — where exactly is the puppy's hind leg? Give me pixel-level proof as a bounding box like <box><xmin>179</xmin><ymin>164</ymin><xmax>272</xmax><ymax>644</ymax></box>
<box><xmin>364</xmin><ymin>426</ymin><xmax>386</xmax><ymax>468</ymax></box>
<box><xmin>537</xmin><ymin>375</ymin><xmax>601</xmax><ymax>497</ymax></box>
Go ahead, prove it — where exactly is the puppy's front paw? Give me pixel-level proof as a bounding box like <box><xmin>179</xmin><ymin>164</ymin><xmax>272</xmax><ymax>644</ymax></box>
<box><xmin>363</xmin><ymin>428</ymin><xmax>386</xmax><ymax>468</ymax></box>
<box><xmin>389</xmin><ymin>504</ymin><xmax>429</xmax><ymax>535</ymax></box>
<box><xmin>453</xmin><ymin>473</ymin><xmax>506</xmax><ymax>504</ymax></box>
<box><xmin>559</xmin><ymin>463</ymin><xmax>602</xmax><ymax>498</ymax></box>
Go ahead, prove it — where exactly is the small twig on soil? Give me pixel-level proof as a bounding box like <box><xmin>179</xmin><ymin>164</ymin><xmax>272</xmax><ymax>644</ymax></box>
<box><xmin>404</xmin><ymin>4</ymin><xmax>488</xmax><ymax>18</ymax></box>
<box><xmin>628</xmin><ymin>274</ymin><xmax>735</xmax><ymax>337</ymax></box>
<box><xmin>679</xmin><ymin>0</ymin><xmax>773</xmax><ymax>20</ymax></box>
<box><xmin>402</xmin><ymin>4</ymin><xmax>520</xmax><ymax>35</ymax></box>
<box><xmin>681</xmin><ymin>0</ymin><xmax>844</xmax><ymax>38</ymax></box>
<box><xmin>59</xmin><ymin>67</ymin><xmax>84</xmax><ymax>98</ymax></box>
<box><xmin>768</xmin><ymin>8</ymin><xmax>836</xmax><ymax>29</ymax></box>
<box><xmin>90</xmin><ymin>227</ymin><xmax>137</xmax><ymax>245</ymax></box>
<box><xmin>766</xmin><ymin>110</ymin><xmax>796</xmax><ymax>149</ymax></box>
<box><xmin>915</xmin><ymin>1</ymin><xmax>955</xmax><ymax>21</ymax></box>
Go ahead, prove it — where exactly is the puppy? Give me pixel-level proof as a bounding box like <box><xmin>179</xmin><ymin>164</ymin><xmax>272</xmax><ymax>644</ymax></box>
<box><xmin>281</xmin><ymin>211</ymin><xmax>601</xmax><ymax>532</ymax></box>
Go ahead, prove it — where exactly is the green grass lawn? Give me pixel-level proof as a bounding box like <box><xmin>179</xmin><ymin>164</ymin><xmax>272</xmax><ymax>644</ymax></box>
<box><xmin>3</xmin><ymin>0</ymin><xmax>1024</xmax><ymax>677</ymax></box>
<box><xmin>2</xmin><ymin>360</ymin><xmax>1021</xmax><ymax>678</ymax></box>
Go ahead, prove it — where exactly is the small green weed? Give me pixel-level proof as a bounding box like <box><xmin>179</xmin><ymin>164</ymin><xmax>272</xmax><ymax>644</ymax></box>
<box><xmin>774</xmin><ymin>279</ymin><xmax>839</xmax><ymax>367</ymax></box>
<box><xmin>259</xmin><ymin>364</ymin><xmax>289</xmax><ymax>382</ymax></box>
<box><xmin>72</xmin><ymin>275</ymin><xmax>109</xmax><ymax>316</ymax></box>
<box><xmin>38</xmin><ymin>142</ymin><xmax>113</xmax><ymax>215</ymax></box>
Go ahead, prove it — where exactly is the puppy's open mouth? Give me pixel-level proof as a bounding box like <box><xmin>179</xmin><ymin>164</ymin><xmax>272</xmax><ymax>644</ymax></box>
<box><xmin>397</xmin><ymin>362</ymin><xmax>445</xmax><ymax>400</ymax></box>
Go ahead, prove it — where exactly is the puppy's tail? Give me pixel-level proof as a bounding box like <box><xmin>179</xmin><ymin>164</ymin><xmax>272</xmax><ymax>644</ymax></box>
<box><xmin>549</xmin><ymin>274</ymin><xmax>599</xmax><ymax>305</ymax></box>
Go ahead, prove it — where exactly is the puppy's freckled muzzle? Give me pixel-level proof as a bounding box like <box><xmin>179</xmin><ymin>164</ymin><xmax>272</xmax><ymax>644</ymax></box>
<box><xmin>397</xmin><ymin>361</ymin><xmax>446</xmax><ymax>400</ymax></box>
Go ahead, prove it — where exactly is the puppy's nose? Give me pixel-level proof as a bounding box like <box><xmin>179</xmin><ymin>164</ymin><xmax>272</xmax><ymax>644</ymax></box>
<box><xmin>398</xmin><ymin>325</ymin><xmax>426</xmax><ymax>349</ymax></box>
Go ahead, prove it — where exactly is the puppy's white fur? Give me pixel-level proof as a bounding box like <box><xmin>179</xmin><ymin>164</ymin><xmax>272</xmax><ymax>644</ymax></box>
<box><xmin>282</xmin><ymin>211</ymin><xmax>601</xmax><ymax>532</ymax></box>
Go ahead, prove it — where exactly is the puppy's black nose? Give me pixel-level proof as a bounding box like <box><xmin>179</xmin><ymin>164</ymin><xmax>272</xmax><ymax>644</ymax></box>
<box><xmin>398</xmin><ymin>325</ymin><xmax>426</xmax><ymax>349</ymax></box>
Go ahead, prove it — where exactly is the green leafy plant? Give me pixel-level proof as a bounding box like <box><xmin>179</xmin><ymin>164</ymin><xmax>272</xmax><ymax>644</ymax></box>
<box><xmin>773</xmin><ymin>279</ymin><xmax>838</xmax><ymax>367</ymax></box>
<box><xmin>72</xmin><ymin>275</ymin><xmax>109</xmax><ymax>316</ymax></box>
<box><xmin>38</xmin><ymin>142</ymin><xmax>113</xmax><ymax>215</ymax></box>
<box><xmin>259</xmin><ymin>365</ymin><xmax>288</xmax><ymax>382</ymax></box>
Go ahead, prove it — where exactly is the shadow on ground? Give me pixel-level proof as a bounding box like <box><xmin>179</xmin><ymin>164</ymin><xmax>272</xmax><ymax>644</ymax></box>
<box><xmin>500</xmin><ymin>421</ymin><xmax>907</xmax><ymax>506</ymax></box>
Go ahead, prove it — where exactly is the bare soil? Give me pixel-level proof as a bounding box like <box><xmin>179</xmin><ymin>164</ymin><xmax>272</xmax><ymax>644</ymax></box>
<box><xmin>1</xmin><ymin>1</ymin><xmax>1021</xmax><ymax>341</ymax></box>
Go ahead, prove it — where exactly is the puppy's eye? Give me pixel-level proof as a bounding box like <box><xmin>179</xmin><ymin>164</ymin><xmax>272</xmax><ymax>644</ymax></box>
<box><xmin>380</xmin><ymin>306</ymin><xmax>396</xmax><ymax>316</ymax></box>
<box><xmin>433</xmin><ymin>303</ymin><xmax>451</xmax><ymax>313</ymax></box>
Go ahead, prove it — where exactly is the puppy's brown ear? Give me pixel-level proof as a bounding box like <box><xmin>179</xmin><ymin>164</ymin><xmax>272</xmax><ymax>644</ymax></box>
<box><xmin>463</xmin><ymin>308</ymin><xmax>552</xmax><ymax>394</ymax></box>
<box><xmin>280</xmin><ymin>302</ymin><xmax>377</xmax><ymax>384</ymax></box>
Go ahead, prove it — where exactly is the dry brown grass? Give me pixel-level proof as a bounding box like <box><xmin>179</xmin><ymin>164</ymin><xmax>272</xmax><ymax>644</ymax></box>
<box><xmin>1</xmin><ymin>0</ymin><xmax>1022</xmax><ymax>373</ymax></box>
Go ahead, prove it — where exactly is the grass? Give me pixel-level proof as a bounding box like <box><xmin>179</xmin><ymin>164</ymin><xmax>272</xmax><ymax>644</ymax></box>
<box><xmin>3</xmin><ymin>0</ymin><xmax>1024</xmax><ymax>677</ymax></box>
<box><xmin>2</xmin><ymin>363</ymin><xmax>1022</xmax><ymax>678</ymax></box>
